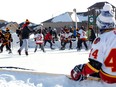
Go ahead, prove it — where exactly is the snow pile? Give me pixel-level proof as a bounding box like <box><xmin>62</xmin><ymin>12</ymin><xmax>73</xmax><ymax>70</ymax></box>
<box><xmin>0</xmin><ymin>73</ymin><xmax>116</xmax><ymax>87</ymax></box>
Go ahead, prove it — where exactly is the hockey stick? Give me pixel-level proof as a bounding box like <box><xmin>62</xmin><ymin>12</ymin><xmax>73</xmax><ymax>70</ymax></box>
<box><xmin>0</xmin><ymin>66</ymin><xmax>33</xmax><ymax>71</ymax></box>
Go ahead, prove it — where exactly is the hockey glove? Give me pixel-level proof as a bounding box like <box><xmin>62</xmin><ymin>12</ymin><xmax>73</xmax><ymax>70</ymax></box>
<box><xmin>71</xmin><ymin>64</ymin><xmax>86</xmax><ymax>81</ymax></box>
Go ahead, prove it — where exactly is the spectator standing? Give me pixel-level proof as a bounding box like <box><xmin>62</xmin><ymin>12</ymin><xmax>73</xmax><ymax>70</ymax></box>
<box><xmin>87</xmin><ymin>25</ymin><xmax>96</xmax><ymax>43</ymax></box>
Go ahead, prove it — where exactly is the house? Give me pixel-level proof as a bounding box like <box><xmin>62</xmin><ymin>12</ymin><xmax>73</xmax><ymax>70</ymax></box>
<box><xmin>42</xmin><ymin>12</ymin><xmax>88</xmax><ymax>33</ymax></box>
<box><xmin>42</xmin><ymin>12</ymin><xmax>78</xmax><ymax>30</ymax></box>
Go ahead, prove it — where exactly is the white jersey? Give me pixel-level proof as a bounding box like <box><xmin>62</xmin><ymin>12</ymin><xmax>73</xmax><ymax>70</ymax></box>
<box><xmin>34</xmin><ymin>33</ymin><xmax>44</xmax><ymax>44</ymax></box>
<box><xmin>60</xmin><ymin>32</ymin><xmax>65</xmax><ymax>39</ymax></box>
<box><xmin>64</xmin><ymin>32</ymin><xmax>72</xmax><ymax>38</ymax></box>
<box><xmin>89</xmin><ymin>29</ymin><xmax>116</xmax><ymax>75</ymax></box>
<box><xmin>78</xmin><ymin>29</ymin><xmax>87</xmax><ymax>39</ymax></box>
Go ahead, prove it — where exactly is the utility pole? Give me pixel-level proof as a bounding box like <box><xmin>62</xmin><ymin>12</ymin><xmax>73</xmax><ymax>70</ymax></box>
<box><xmin>73</xmin><ymin>8</ymin><xmax>77</xmax><ymax>29</ymax></box>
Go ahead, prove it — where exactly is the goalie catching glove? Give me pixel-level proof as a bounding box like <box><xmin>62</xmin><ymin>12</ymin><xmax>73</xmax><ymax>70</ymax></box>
<box><xmin>71</xmin><ymin>64</ymin><xmax>86</xmax><ymax>81</ymax></box>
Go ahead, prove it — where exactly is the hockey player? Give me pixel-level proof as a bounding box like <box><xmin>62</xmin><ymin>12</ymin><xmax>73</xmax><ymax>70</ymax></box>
<box><xmin>77</xmin><ymin>26</ymin><xmax>88</xmax><ymax>51</ymax></box>
<box><xmin>44</xmin><ymin>29</ymin><xmax>54</xmax><ymax>49</ymax></box>
<box><xmin>0</xmin><ymin>28</ymin><xmax>12</xmax><ymax>54</ymax></box>
<box><xmin>70</xmin><ymin>3</ymin><xmax>116</xmax><ymax>83</ymax></box>
<box><xmin>60</xmin><ymin>28</ymin><xmax>73</xmax><ymax>50</ymax></box>
<box><xmin>60</xmin><ymin>29</ymin><xmax>65</xmax><ymax>47</ymax></box>
<box><xmin>4</xmin><ymin>28</ymin><xmax>13</xmax><ymax>50</ymax></box>
<box><xmin>16</xmin><ymin>27</ymin><xmax>23</xmax><ymax>47</ymax></box>
<box><xmin>18</xmin><ymin>19</ymin><xmax>32</xmax><ymax>56</ymax></box>
<box><xmin>0</xmin><ymin>30</ymin><xmax>4</xmax><ymax>43</ymax></box>
<box><xmin>34</xmin><ymin>29</ymin><xmax>45</xmax><ymax>52</ymax></box>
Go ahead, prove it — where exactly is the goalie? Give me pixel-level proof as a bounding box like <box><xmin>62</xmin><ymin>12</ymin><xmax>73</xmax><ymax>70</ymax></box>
<box><xmin>71</xmin><ymin>3</ymin><xmax>116</xmax><ymax>83</ymax></box>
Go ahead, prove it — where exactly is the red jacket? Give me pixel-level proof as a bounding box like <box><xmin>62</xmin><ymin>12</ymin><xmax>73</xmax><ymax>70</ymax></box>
<box><xmin>44</xmin><ymin>33</ymin><xmax>52</xmax><ymax>40</ymax></box>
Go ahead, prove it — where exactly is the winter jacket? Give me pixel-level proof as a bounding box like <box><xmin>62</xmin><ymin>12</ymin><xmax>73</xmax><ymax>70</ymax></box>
<box><xmin>44</xmin><ymin>32</ymin><xmax>52</xmax><ymax>40</ymax></box>
<box><xmin>21</xmin><ymin>26</ymin><xmax>32</xmax><ymax>39</ymax></box>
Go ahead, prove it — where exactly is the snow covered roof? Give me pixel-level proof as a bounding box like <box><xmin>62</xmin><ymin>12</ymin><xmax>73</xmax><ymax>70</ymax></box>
<box><xmin>52</xmin><ymin>12</ymin><xmax>72</xmax><ymax>22</ymax></box>
<box><xmin>51</xmin><ymin>12</ymin><xmax>79</xmax><ymax>22</ymax></box>
<box><xmin>43</xmin><ymin>12</ymin><xmax>80</xmax><ymax>23</ymax></box>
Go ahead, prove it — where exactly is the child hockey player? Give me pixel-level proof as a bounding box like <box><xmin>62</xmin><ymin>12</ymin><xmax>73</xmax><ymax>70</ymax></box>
<box><xmin>0</xmin><ymin>28</ymin><xmax>12</xmax><ymax>54</ymax></box>
<box><xmin>77</xmin><ymin>26</ymin><xmax>88</xmax><ymax>51</ymax></box>
<box><xmin>0</xmin><ymin>30</ymin><xmax>4</xmax><ymax>44</ymax></box>
<box><xmin>34</xmin><ymin>29</ymin><xmax>45</xmax><ymax>52</ymax></box>
<box><xmin>4</xmin><ymin>28</ymin><xmax>13</xmax><ymax>50</ymax></box>
<box><xmin>60</xmin><ymin>28</ymin><xmax>73</xmax><ymax>50</ymax></box>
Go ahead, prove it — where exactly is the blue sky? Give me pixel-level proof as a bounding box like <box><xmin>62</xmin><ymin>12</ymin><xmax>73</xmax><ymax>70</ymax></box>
<box><xmin>0</xmin><ymin>0</ymin><xmax>115</xmax><ymax>24</ymax></box>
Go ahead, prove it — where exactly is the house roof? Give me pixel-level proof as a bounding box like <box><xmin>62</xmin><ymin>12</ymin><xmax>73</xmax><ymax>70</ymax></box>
<box><xmin>42</xmin><ymin>12</ymin><xmax>80</xmax><ymax>23</ymax></box>
<box><xmin>88</xmin><ymin>1</ymin><xmax>115</xmax><ymax>9</ymax></box>
<box><xmin>52</xmin><ymin>12</ymin><xmax>74</xmax><ymax>22</ymax></box>
<box><xmin>42</xmin><ymin>18</ymin><xmax>53</xmax><ymax>23</ymax></box>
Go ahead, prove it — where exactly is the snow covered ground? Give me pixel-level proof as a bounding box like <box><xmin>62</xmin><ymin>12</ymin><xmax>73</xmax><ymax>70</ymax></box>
<box><xmin>0</xmin><ymin>33</ymin><xmax>116</xmax><ymax>87</ymax></box>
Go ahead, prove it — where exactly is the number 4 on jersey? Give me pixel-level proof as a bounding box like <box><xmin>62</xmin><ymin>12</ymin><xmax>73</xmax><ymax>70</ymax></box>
<box><xmin>104</xmin><ymin>49</ymin><xmax>116</xmax><ymax>72</ymax></box>
<box><xmin>89</xmin><ymin>48</ymin><xmax>116</xmax><ymax>72</ymax></box>
<box><xmin>89</xmin><ymin>48</ymin><xmax>98</xmax><ymax>59</ymax></box>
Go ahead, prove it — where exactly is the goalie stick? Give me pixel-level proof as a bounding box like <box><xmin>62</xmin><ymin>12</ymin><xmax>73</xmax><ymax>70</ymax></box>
<box><xmin>65</xmin><ymin>75</ymin><xmax>101</xmax><ymax>81</ymax></box>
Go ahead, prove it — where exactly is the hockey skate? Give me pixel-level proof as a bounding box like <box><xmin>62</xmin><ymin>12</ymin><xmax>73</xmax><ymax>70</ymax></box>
<box><xmin>18</xmin><ymin>50</ymin><xmax>21</xmax><ymax>55</ymax></box>
<box><xmin>34</xmin><ymin>49</ymin><xmax>37</xmax><ymax>52</ymax></box>
<box><xmin>60</xmin><ymin>47</ymin><xmax>65</xmax><ymax>50</ymax></box>
<box><xmin>8</xmin><ymin>51</ymin><xmax>12</xmax><ymax>54</ymax></box>
<box><xmin>25</xmin><ymin>51</ymin><xmax>28</xmax><ymax>56</ymax></box>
